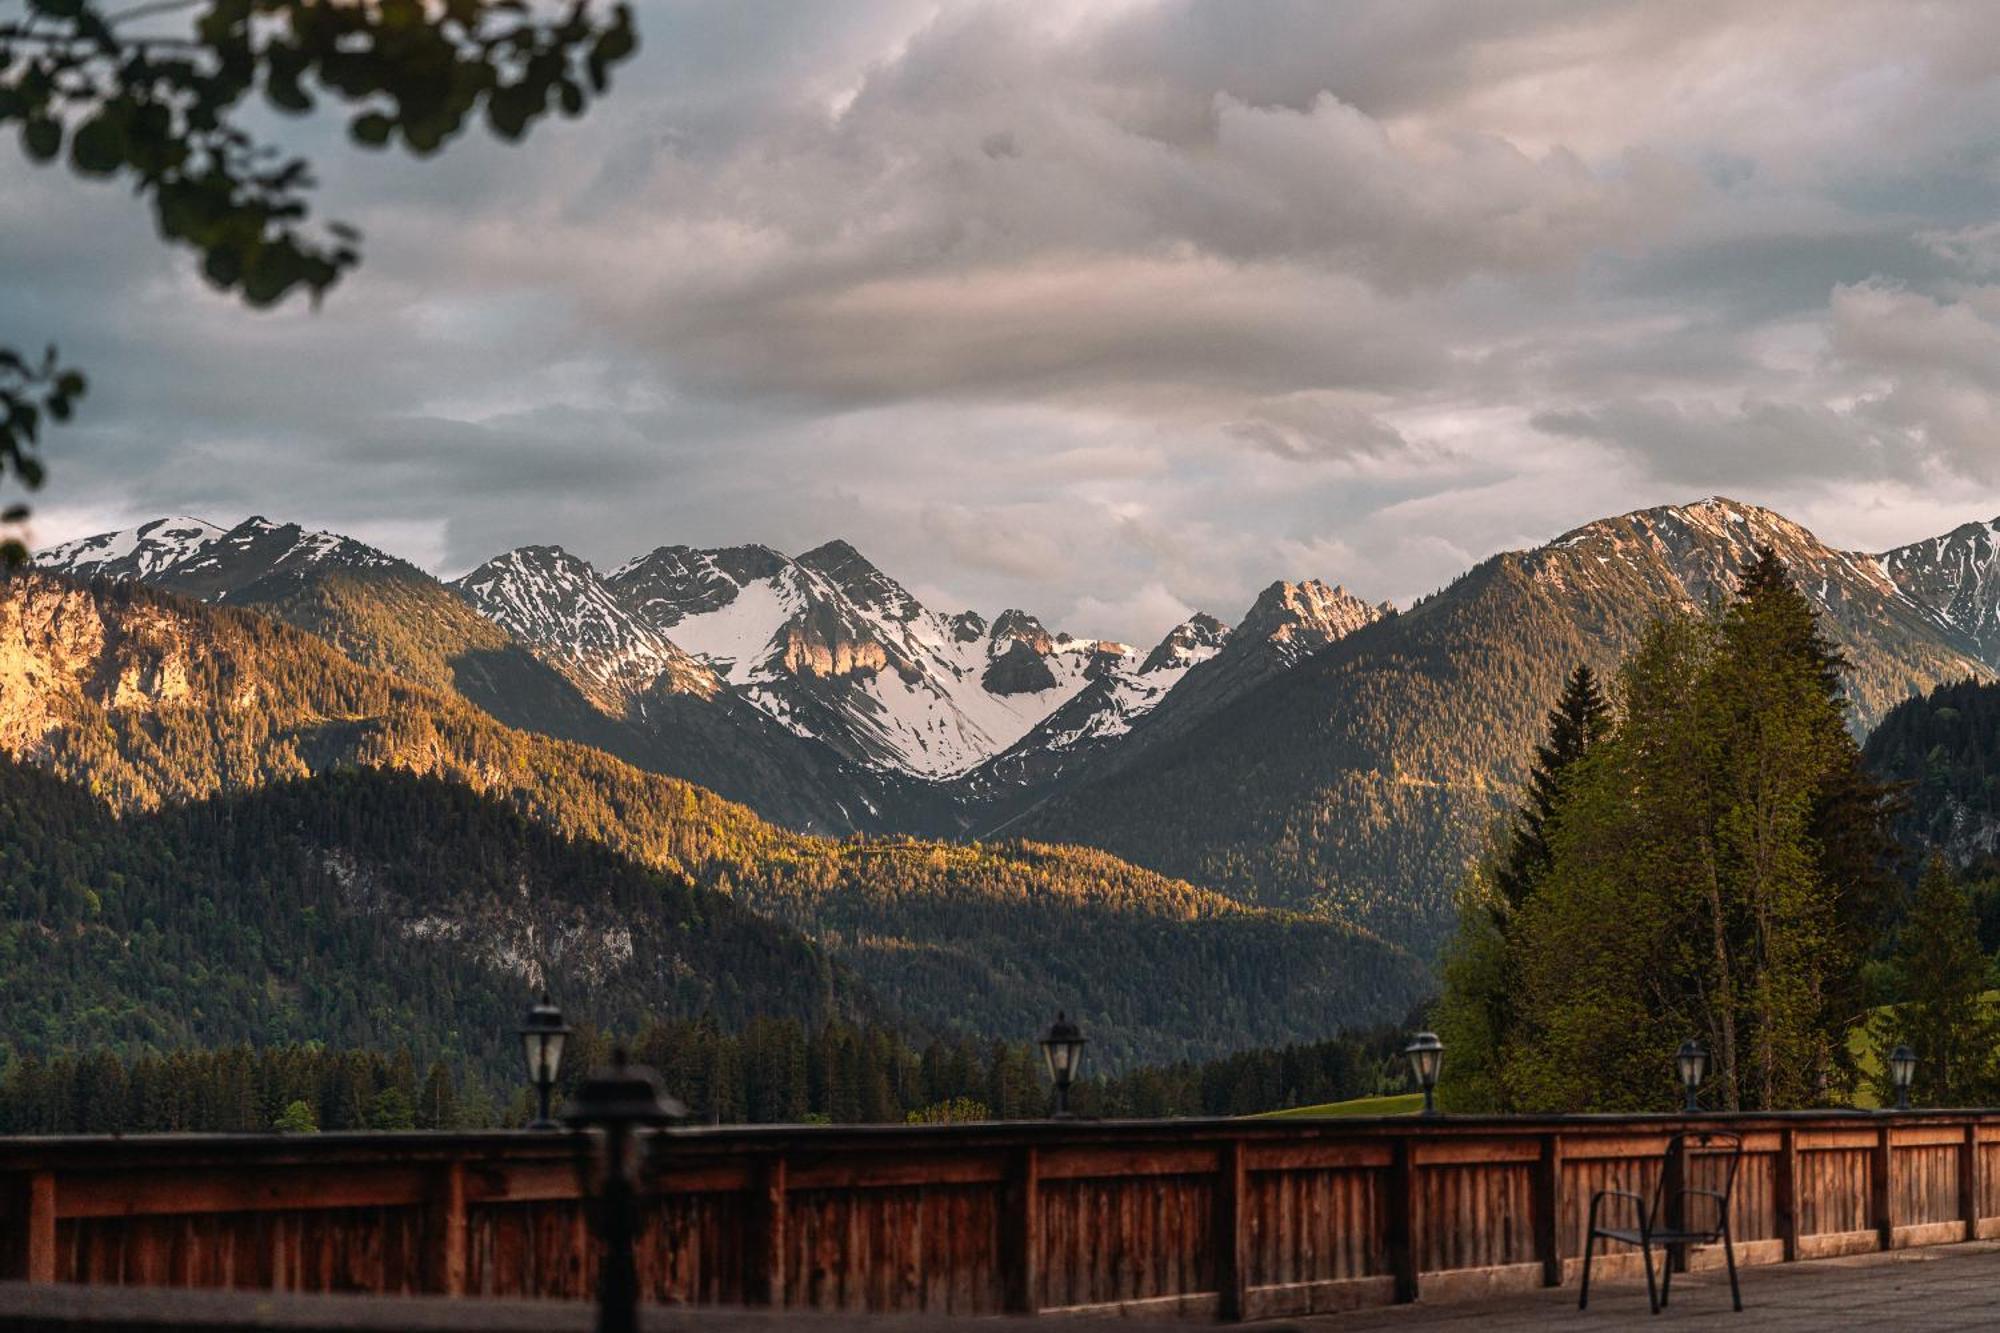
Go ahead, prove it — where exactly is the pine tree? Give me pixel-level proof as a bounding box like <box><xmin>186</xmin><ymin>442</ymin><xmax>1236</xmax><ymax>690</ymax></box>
<box><xmin>1884</xmin><ymin>856</ymin><xmax>1995</xmax><ymax>1106</ymax></box>
<box><xmin>1436</xmin><ymin>662</ymin><xmax>1611</xmax><ymax>1111</ymax></box>
<box><xmin>1493</xmin><ymin>664</ymin><xmax>1612</xmax><ymax>915</ymax></box>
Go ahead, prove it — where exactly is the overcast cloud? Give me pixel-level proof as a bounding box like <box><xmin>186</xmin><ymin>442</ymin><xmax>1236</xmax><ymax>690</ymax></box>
<box><xmin>9</xmin><ymin>0</ymin><xmax>2000</xmax><ymax>642</ymax></box>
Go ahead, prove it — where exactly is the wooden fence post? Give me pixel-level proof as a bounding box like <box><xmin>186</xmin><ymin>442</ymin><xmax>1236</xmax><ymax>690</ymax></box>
<box><xmin>1872</xmin><ymin>1123</ymin><xmax>1894</xmax><ymax>1251</ymax></box>
<box><xmin>1775</xmin><ymin>1127</ymin><xmax>1799</xmax><ymax>1262</ymax></box>
<box><xmin>24</xmin><ymin>1171</ymin><xmax>54</xmax><ymax>1284</ymax></box>
<box><xmin>432</xmin><ymin>1160</ymin><xmax>467</xmax><ymax>1296</ymax></box>
<box><xmin>1960</xmin><ymin>1122</ymin><xmax>1981</xmax><ymax>1241</ymax></box>
<box><xmin>1002</xmin><ymin>1146</ymin><xmax>1040</xmax><ymax>1314</ymax></box>
<box><xmin>747</xmin><ymin>1155</ymin><xmax>787</xmax><ymax>1308</ymax></box>
<box><xmin>1387</xmin><ymin>1138</ymin><xmax>1418</xmax><ymax>1304</ymax></box>
<box><xmin>1216</xmin><ymin>1140</ymin><xmax>1248</xmax><ymax>1321</ymax></box>
<box><xmin>1534</xmin><ymin>1133</ymin><xmax>1563</xmax><ymax>1287</ymax></box>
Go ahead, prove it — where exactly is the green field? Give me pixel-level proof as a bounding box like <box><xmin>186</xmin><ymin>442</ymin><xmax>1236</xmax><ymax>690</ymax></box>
<box><xmin>1255</xmin><ymin>1093</ymin><xmax>1425</xmax><ymax>1119</ymax></box>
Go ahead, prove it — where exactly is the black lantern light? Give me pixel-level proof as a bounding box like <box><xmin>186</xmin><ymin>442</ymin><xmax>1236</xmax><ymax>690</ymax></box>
<box><xmin>1889</xmin><ymin>1045</ymin><xmax>1918</xmax><ymax>1112</ymax></box>
<box><xmin>1040</xmin><ymin>1012</ymin><xmax>1087</xmax><ymax>1119</ymax></box>
<box><xmin>518</xmin><ymin>993</ymin><xmax>573</xmax><ymax>1130</ymax></box>
<box><xmin>1404</xmin><ymin>1031</ymin><xmax>1444</xmax><ymax>1115</ymax></box>
<box><xmin>565</xmin><ymin>1048</ymin><xmax>686</xmax><ymax>1333</ymax></box>
<box><xmin>1676</xmin><ymin>1039</ymin><xmax>1707</xmax><ymax>1114</ymax></box>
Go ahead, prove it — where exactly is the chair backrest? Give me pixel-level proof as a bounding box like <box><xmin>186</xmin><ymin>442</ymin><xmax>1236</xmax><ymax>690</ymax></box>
<box><xmin>1650</xmin><ymin>1130</ymin><xmax>1743</xmax><ymax>1237</ymax></box>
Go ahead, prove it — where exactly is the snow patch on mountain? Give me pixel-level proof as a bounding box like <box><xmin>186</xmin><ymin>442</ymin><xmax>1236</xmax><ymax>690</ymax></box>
<box><xmin>37</xmin><ymin>516</ymin><xmax>400</xmax><ymax>594</ymax></box>
<box><xmin>450</xmin><ymin>546</ymin><xmax>713</xmax><ymax>700</ymax></box>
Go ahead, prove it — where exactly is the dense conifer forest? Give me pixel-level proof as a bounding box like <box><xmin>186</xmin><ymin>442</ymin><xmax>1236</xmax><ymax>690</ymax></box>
<box><xmin>0</xmin><ymin>1020</ymin><xmax>1417</xmax><ymax>1134</ymax></box>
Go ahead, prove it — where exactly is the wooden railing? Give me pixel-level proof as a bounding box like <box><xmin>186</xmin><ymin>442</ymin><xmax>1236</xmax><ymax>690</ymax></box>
<box><xmin>0</xmin><ymin>1111</ymin><xmax>1994</xmax><ymax>1320</ymax></box>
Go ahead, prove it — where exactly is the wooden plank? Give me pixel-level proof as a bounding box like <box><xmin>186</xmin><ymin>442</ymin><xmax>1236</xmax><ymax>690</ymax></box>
<box><xmin>1242</xmin><ymin>1274</ymin><xmax>1396</xmax><ymax>1319</ymax></box>
<box><xmin>786</xmin><ymin>1157</ymin><xmax>1001</xmax><ymax>1191</ymax></box>
<box><xmin>57</xmin><ymin>1166</ymin><xmax>431</xmax><ymax>1219</ymax></box>
<box><xmin>1796</xmin><ymin>1228</ymin><xmax>1881</xmax><ymax>1261</ymax></box>
<box><xmin>1962</xmin><ymin>1122</ymin><xmax>1982</xmax><ymax>1239</ymax></box>
<box><xmin>1242</xmin><ymin>1144</ymin><xmax>1392</xmax><ymax>1173</ymax></box>
<box><xmin>1891</xmin><ymin>1220</ymin><xmax>1966</xmax><ymax>1249</ymax></box>
<box><xmin>434</xmin><ymin>1162</ymin><xmax>466</xmax><ymax>1297</ymax></box>
<box><xmin>1533</xmin><ymin>1134</ymin><xmax>1562</xmax><ymax>1288</ymax></box>
<box><xmin>1035</xmin><ymin>1146</ymin><xmax>1217</xmax><ymax>1182</ymax></box>
<box><xmin>24</xmin><ymin>1173</ymin><xmax>54</xmax><ymax>1284</ymax></box>
<box><xmin>1890</xmin><ymin>1124</ymin><xmax>1967</xmax><ymax>1148</ymax></box>
<box><xmin>1411</xmin><ymin>1139</ymin><xmax>1543</xmax><ymax>1167</ymax></box>
<box><xmin>745</xmin><ymin>1156</ymin><xmax>785</xmax><ymax>1308</ymax></box>
<box><xmin>1000</xmin><ymin>1147</ymin><xmax>1038</xmax><ymax>1315</ymax></box>
<box><xmin>1416</xmin><ymin>1260</ymin><xmax>1543</xmax><ymax>1303</ymax></box>
<box><xmin>1385</xmin><ymin>1139</ymin><xmax>1416</xmax><ymax>1305</ymax></box>
<box><xmin>1215</xmin><ymin>1141</ymin><xmax>1246</xmax><ymax>1321</ymax></box>
<box><xmin>1774</xmin><ymin>1126</ymin><xmax>1799</xmax><ymax>1262</ymax></box>
<box><xmin>1872</xmin><ymin>1122</ymin><xmax>1893</xmax><ymax>1251</ymax></box>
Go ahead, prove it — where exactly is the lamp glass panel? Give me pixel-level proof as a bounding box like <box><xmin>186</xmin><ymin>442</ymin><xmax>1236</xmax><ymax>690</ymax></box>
<box><xmin>541</xmin><ymin>1030</ymin><xmax>566</xmax><ymax>1082</ymax></box>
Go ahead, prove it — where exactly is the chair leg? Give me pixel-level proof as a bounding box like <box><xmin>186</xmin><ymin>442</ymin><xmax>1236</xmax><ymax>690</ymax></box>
<box><xmin>1724</xmin><ymin>1223</ymin><xmax>1741</xmax><ymax>1313</ymax></box>
<box><xmin>1579</xmin><ymin>1231</ymin><xmax>1594</xmax><ymax>1310</ymax></box>
<box><xmin>1659</xmin><ymin>1250</ymin><xmax>1673</xmax><ymax>1308</ymax></box>
<box><xmin>1641</xmin><ymin>1239</ymin><xmax>1660</xmax><ymax>1315</ymax></box>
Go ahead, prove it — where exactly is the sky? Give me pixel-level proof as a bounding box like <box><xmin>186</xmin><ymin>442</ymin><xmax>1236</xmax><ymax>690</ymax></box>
<box><xmin>9</xmin><ymin>0</ymin><xmax>2000</xmax><ymax>644</ymax></box>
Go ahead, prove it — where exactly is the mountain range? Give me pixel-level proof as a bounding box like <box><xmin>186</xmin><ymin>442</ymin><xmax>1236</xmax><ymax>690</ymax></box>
<box><xmin>0</xmin><ymin>570</ymin><xmax>1422</xmax><ymax>1068</ymax></box>
<box><xmin>26</xmin><ymin>498</ymin><xmax>2000</xmax><ymax>962</ymax></box>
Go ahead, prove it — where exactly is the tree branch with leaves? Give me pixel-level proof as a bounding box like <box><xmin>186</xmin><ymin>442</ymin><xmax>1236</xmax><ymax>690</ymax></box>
<box><xmin>0</xmin><ymin>0</ymin><xmax>638</xmax><ymax>561</ymax></box>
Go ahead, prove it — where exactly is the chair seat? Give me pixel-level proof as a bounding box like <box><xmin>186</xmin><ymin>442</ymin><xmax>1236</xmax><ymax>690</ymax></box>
<box><xmin>1594</xmin><ymin>1227</ymin><xmax>1719</xmax><ymax>1247</ymax></box>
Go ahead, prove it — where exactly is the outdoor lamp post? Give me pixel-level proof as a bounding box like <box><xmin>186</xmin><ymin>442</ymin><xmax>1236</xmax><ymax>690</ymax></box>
<box><xmin>1040</xmin><ymin>1012</ymin><xmax>1087</xmax><ymax>1118</ymax></box>
<box><xmin>565</xmin><ymin>1048</ymin><xmax>686</xmax><ymax>1333</ymax></box>
<box><xmin>1676</xmin><ymin>1039</ymin><xmax>1707</xmax><ymax>1114</ymax></box>
<box><xmin>518</xmin><ymin>993</ymin><xmax>573</xmax><ymax>1130</ymax></box>
<box><xmin>1404</xmin><ymin>1031</ymin><xmax>1444</xmax><ymax>1115</ymax></box>
<box><xmin>1889</xmin><ymin>1045</ymin><xmax>1918</xmax><ymax>1112</ymax></box>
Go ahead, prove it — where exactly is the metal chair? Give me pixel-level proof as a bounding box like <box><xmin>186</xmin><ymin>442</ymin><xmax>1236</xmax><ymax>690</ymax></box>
<box><xmin>1579</xmin><ymin>1129</ymin><xmax>1743</xmax><ymax>1314</ymax></box>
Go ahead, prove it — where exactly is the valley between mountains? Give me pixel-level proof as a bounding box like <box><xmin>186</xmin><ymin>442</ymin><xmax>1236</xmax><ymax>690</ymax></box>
<box><xmin>9</xmin><ymin>496</ymin><xmax>2000</xmax><ymax>1068</ymax></box>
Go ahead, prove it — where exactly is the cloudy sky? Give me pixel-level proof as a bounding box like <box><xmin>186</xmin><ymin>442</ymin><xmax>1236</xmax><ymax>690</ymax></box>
<box><xmin>9</xmin><ymin>1</ymin><xmax>2000</xmax><ymax>641</ymax></box>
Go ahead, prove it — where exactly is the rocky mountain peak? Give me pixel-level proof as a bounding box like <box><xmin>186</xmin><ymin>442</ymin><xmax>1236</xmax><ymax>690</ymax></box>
<box><xmin>36</xmin><ymin>514</ymin><xmax>401</xmax><ymax>600</ymax></box>
<box><xmin>1876</xmin><ymin>517</ymin><xmax>2000</xmax><ymax>665</ymax></box>
<box><xmin>1235</xmin><ymin>579</ymin><xmax>1384</xmax><ymax>663</ymax></box>
<box><xmin>949</xmin><ymin>610</ymin><xmax>987</xmax><ymax>643</ymax></box>
<box><xmin>796</xmin><ymin>539</ymin><xmax>922</xmax><ymax>623</ymax></box>
<box><xmin>452</xmin><ymin>546</ymin><xmax>704</xmax><ymax>698</ymax></box>
<box><xmin>989</xmin><ymin>609</ymin><xmax>1054</xmax><ymax>655</ymax></box>
<box><xmin>983</xmin><ymin>639</ymin><xmax>1059</xmax><ymax>695</ymax></box>
<box><xmin>1139</xmin><ymin>612</ymin><xmax>1230</xmax><ymax>674</ymax></box>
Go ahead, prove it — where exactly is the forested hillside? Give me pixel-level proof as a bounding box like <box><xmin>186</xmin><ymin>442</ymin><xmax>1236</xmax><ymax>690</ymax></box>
<box><xmin>1026</xmin><ymin>501</ymin><xmax>1988</xmax><ymax>950</ymax></box>
<box><xmin>0</xmin><ymin>573</ymin><xmax>1425</xmax><ymax>1065</ymax></box>
<box><xmin>0</xmin><ymin>760</ymin><xmax>867</xmax><ymax>1081</ymax></box>
<box><xmin>1863</xmin><ymin>676</ymin><xmax>2000</xmax><ymax>869</ymax></box>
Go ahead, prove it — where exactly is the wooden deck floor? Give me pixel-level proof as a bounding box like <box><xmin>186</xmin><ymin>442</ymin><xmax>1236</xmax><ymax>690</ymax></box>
<box><xmin>1309</xmin><ymin>1239</ymin><xmax>2000</xmax><ymax>1331</ymax></box>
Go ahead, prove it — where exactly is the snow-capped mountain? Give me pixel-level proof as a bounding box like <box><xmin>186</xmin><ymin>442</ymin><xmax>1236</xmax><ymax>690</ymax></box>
<box><xmin>959</xmin><ymin>584</ymin><xmax>1390</xmax><ymax>830</ymax></box>
<box><xmin>38</xmin><ymin>515</ymin><xmax>404</xmax><ymax>599</ymax></box>
<box><xmin>607</xmin><ymin>539</ymin><xmax>1121</xmax><ymax>778</ymax></box>
<box><xmin>450</xmin><ymin>546</ymin><xmax>717</xmax><ymax>703</ymax></box>
<box><xmin>1877</xmin><ymin>518</ymin><xmax>2000</xmax><ymax>665</ymax></box>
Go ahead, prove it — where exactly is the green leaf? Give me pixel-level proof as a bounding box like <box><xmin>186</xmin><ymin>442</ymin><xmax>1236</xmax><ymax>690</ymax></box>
<box><xmin>350</xmin><ymin>113</ymin><xmax>394</xmax><ymax>148</ymax></box>
<box><xmin>69</xmin><ymin>114</ymin><xmax>125</xmax><ymax>177</ymax></box>
<box><xmin>21</xmin><ymin>116</ymin><xmax>60</xmax><ymax>164</ymax></box>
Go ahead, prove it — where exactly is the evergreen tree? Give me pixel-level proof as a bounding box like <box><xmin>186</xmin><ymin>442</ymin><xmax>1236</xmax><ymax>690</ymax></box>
<box><xmin>1882</xmin><ymin>856</ymin><xmax>1995</xmax><ymax>1106</ymax></box>
<box><xmin>1493</xmin><ymin>664</ymin><xmax>1611</xmax><ymax>915</ymax></box>
<box><xmin>1483</xmin><ymin>550</ymin><xmax>1895</xmax><ymax>1112</ymax></box>
<box><xmin>1436</xmin><ymin>663</ymin><xmax>1610</xmax><ymax>1111</ymax></box>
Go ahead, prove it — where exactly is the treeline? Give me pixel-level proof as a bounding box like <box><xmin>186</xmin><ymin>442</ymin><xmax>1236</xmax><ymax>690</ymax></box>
<box><xmin>1437</xmin><ymin>550</ymin><xmax>1901</xmax><ymax>1112</ymax></box>
<box><xmin>0</xmin><ymin>1018</ymin><xmax>1420</xmax><ymax>1134</ymax></box>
